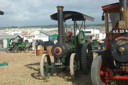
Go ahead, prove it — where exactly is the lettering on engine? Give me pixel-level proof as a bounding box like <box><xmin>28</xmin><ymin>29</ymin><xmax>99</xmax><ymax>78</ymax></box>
<box><xmin>55</xmin><ymin>63</ymin><xmax>62</xmax><ymax>65</ymax></box>
<box><xmin>113</xmin><ymin>29</ymin><xmax>128</xmax><ymax>33</ymax></box>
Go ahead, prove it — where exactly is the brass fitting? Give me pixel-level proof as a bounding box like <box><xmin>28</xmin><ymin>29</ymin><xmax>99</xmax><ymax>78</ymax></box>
<box><xmin>119</xmin><ymin>47</ymin><xmax>125</xmax><ymax>55</ymax></box>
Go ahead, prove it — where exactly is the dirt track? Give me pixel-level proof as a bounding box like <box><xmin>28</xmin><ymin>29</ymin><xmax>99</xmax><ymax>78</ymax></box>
<box><xmin>0</xmin><ymin>51</ymin><xmax>92</xmax><ymax>85</ymax></box>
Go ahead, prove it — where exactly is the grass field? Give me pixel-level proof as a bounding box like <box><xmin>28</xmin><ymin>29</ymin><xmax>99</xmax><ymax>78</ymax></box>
<box><xmin>0</xmin><ymin>51</ymin><xmax>92</xmax><ymax>85</ymax></box>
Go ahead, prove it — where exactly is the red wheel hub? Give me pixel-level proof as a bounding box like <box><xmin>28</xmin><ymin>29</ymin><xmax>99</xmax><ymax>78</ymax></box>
<box><xmin>100</xmin><ymin>62</ymin><xmax>113</xmax><ymax>84</ymax></box>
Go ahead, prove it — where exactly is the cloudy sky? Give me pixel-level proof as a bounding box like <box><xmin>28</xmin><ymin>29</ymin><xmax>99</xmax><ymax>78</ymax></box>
<box><xmin>0</xmin><ymin>0</ymin><xmax>119</xmax><ymax>27</ymax></box>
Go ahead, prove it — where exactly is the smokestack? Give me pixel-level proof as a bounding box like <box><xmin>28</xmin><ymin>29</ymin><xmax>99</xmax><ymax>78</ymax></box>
<box><xmin>57</xmin><ymin>6</ymin><xmax>64</xmax><ymax>44</ymax></box>
<box><xmin>119</xmin><ymin>0</ymin><xmax>127</xmax><ymax>20</ymax></box>
<box><xmin>119</xmin><ymin>0</ymin><xmax>127</xmax><ymax>10</ymax></box>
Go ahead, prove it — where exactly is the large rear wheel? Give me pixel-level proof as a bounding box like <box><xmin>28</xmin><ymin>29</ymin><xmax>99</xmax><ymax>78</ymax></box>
<box><xmin>81</xmin><ymin>43</ymin><xmax>93</xmax><ymax>74</ymax></box>
<box><xmin>40</xmin><ymin>54</ymin><xmax>51</xmax><ymax>79</ymax></box>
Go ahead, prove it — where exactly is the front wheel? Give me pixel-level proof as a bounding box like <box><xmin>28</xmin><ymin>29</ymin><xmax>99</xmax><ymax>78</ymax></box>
<box><xmin>91</xmin><ymin>55</ymin><xmax>112</xmax><ymax>85</ymax></box>
<box><xmin>24</xmin><ymin>47</ymin><xmax>29</xmax><ymax>53</ymax></box>
<box><xmin>13</xmin><ymin>47</ymin><xmax>18</xmax><ymax>53</ymax></box>
<box><xmin>70</xmin><ymin>53</ymin><xmax>80</xmax><ymax>79</ymax></box>
<box><xmin>40</xmin><ymin>54</ymin><xmax>51</xmax><ymax>79</ymax></box>
<box><xmin>6</xmin><ymin>48</ymin><xmax>10</xmax><ymax>53</ymax></box>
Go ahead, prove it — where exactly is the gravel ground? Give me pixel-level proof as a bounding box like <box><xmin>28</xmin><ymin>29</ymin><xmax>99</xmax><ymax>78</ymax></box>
<box><xmin>0</xmin><ymin>51</ymin><xmax>92</xmax><ymax>85</ymax></box>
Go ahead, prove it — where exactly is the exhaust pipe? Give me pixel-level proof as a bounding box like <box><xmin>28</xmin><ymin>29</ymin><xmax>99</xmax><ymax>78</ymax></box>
<box><xmin>119</xmin><ymin>0</ymin><xmax>128</xmax><ymax>28</ymax></box>
<box><xmin>119</xmin><ymin>0</ymin><xmax>127</xmax><ymax>20</ymax></box>
<box><xmin>119</xmin><ymin>0</ymin><xmax>127</xmax><ymax>11</ymax></box>
<box><xmin>57</xmin><ymin>6</ymin><xmax>65</xmax><ymax>44</ymax></box>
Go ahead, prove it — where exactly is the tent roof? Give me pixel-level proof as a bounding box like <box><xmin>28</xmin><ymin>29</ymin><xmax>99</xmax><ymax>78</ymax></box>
<box><xmin>0</xmin><ymin>35</ymin><xmax>18</xmax><ymax>39</ymax></box>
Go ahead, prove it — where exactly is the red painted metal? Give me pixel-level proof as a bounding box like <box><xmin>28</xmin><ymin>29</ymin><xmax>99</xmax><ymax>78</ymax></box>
<box><xmin>114</xmin><ymin>68</ymin><xmax>126</xmax><ymax>72</ymax></box>
<box><xmin>100</xmin><ymin>0</ymin><xmax>128</xmax><ymax>83</ymax></box>
<box><xmin>53</xmin><ymin>47</ymin><xmax>62</xmax><ymax>55</ymax></box>
<box><xmin>104</xmin><ymin>72</ymin><xmax>110</xmax><ymax>83</ymax></box>
<box><xmin>100</xmin><ymin>62</ymin><xmax>113</xmax><ymax>84</ymax></box>
<box><xmin>127</xmin><ymin>67</ymin><xmax>128</xmax><ymax>71</ymax></box>
<box><xmin>111</xmin><ymin>75</ymin><xmax>128</xmax><ymax>80</ymax></box>
<box><xmin>102</xmin><ymin>3</ymin><xmax>119</xmax><ymax>10</ymax></box>
<box><xmin>116</xmin><ymin>37</ymin><xmax>128</xmax><ymax>40</ymax></box>
<box><xmin>106</xmin><ymin>34</ymin><xmax>112</xmax><ymax>50</ymax></box>
<box><xmin>100</xmin><ymin>70</ymin><xmax>104</xmax><ymax>76</ymax></box>
<box><xmin>113</xmin><ymin>22</ymin><xmax>120</xmax><ymax>38</ymax></box>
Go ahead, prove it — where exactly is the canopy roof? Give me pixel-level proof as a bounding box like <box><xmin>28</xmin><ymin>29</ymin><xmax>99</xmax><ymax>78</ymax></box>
<box><xmin>102</xmin><ymin>3</ymin><xmax>120</xmax><ymax>13</ymax></box>
<box><xmin>0</xmin><ymin>11</ymin><xmax>4</xmax><ymax>15</ymax></box>
<box><xmin>50</xmin><ymin>11</ymin><xmax>94</xmax><ymax>21</ymax></box>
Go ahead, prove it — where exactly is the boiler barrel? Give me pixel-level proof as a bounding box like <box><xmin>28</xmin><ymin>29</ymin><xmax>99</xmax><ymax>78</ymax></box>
<box><xmin>51</xmin><ymin>43</ymin><xmax>75</xmax><ymax>58</ymax></box>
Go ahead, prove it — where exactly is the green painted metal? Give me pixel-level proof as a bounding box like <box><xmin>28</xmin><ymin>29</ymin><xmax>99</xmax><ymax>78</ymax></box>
<box><xmin>67</xmin><ymin>43</ymin><xmax>75</xmax><ymax>50</ymax></box>
<box><xmin>78</xmin><ymin>30</ymin><xmax>85</xmax><ymax>45</ymax></box>
<box><xmin>16</xmin><ymin>44</ymin><xmax>26</xmax><ymax>48</ymax></box>
<box><xmin>48</xmin><ymin>65</ymin><xmax>69</xmax><ymax>68</ymax></box>
<box><xmin>49</xmin><ymin>34</ymin><xmax>58</xmax><ymax>43</ymax></box>
<box><xmin>44</xmin><ymin>30</ymin><xmax>86</xmax><ymax>78</ymax></box>
<box><xmin>43</xmin><ymin>9</ymin><xmax>93</xmax><ymax>78</ymax></box>
<box><xmin>71</xmin><ymin>36</ymin><xmax>75</xmax><ymax>43</ymax></box>
<box><xmin>0</xmin><ymin>62</ymin><xmax>8</xmax><ymax>66</ymax></box>
<box><xmin>91</xmin><ymin>41</ymin><xmax>100</xmax><ymax>48</ymax></box>
<box><xmin>7</xmin><ymin>39</ymin><xmax>10</xmax><ymax>48</ymax></box>
<box><xmin>62</xmin><ymin>57</ymin><xmax>65</xmax><ymax>64</ymax></box>
<box><xmin>75</xmin><ymin>55</ymin><xmax>80</xmax><ymax>78</ymax></box>
<box><xmin>43</xmin><ymin>55</ymin><xmax>51</xmax><ymax>78</ymax></box>
<box><xmin>0</xmin><ymin>39</ymin><xmax>10</xmax><ymax>48</ymax></box>
<box><xmin>91</xmin><ymin>40</ymin><xmax>104</xmax><ymax>49</ymax></box>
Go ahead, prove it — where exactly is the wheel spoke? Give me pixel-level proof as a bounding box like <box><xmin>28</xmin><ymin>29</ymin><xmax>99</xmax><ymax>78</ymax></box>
<box><xmin>40</xmin><ymin>54</ymin><xmax>51</xmax><ymax>79</ymax></box>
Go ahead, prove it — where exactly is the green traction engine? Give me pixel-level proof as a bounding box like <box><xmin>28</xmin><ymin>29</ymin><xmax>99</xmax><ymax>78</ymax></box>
<box><xmin>7</xmin><ymin>38</ymin><xmax>29</xmax><ymax>53</ymax></box>
<box><xmin>40</xmin><ymin>6</ymin><xmax>94</xmax><ymax>79</ymax></box>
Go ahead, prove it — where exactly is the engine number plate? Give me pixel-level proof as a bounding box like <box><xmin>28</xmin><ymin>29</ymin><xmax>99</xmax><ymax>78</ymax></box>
<box><xmin>55</xmin><ymin>63</ymin><xmax>62</xmax><ymax>65</ymax></box>
<box><xmin>112</xmin><ymin>29</ymin><xmax>128</xmax><ymax>34</ymax></box>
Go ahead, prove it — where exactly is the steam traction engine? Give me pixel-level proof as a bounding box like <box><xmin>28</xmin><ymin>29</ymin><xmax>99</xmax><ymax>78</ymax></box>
<box><xmin>91</xmin><ymin>0</ymin><xmax>128</xmax><ymax>85</ymax></box>
<box><xmin>40</xmin><ymin>6</ymin><xmax>94</xmax><ymax>79</ymax></box>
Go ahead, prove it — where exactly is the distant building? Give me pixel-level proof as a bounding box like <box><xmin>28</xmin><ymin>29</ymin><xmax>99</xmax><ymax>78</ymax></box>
<box><xmin>23</xmin><ymin>34</ymin><xmax>35</xmax><ymax>43</ymax></box>
<box><xmin>76</xmin><ymin>29</ymin><xmax>106</xmax><ymax>40</ymax></box>
<box><xmin>31</xmin><ymin>30</ymin><xmax>50</xmax><ymax>50</ymax></box>
<box><xmin>84</xmin><ymin>29</ymin><xmax>105</xmax><ymax>40</ymax></box>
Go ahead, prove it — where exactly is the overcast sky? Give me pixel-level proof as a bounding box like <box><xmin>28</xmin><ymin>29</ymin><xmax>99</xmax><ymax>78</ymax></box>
<box><xmin>0</xmin><ymin>0</ymin><xmax>119</xmax><ymax>27</ymax></box>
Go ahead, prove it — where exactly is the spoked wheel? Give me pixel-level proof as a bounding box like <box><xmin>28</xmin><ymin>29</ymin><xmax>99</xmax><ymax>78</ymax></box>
<box><xmin>91</xmin><ymin>55</ymin><xmax>112</xmax><ymax>85</ymax></box>
<box><xmin>13</xmin><ymin>47</ymin><xmax>18</xmax><ymax>53</ymax></box>
<box><xmin>70</xmin><ymin>53</ymin><xmax>80</xmax><ymax>79</ymax></box>
<box><xmin>81</xmin><ymin>43</ymin><xmax>93</xmax><ymax>74</ymax></box>
<box><xmin>24</xmin><ymin>47</ymin><xmax>29</xmax><ymax>53</ymax></box>
<box><xmin>40</xmin><ymin>54</ymin><xmax>51</xmax><ymax>79</ymax></box>
<box><xmin>6</xmin><ymin>48</ymin><xmax>10</xmax><ymax>53</ymax></box>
